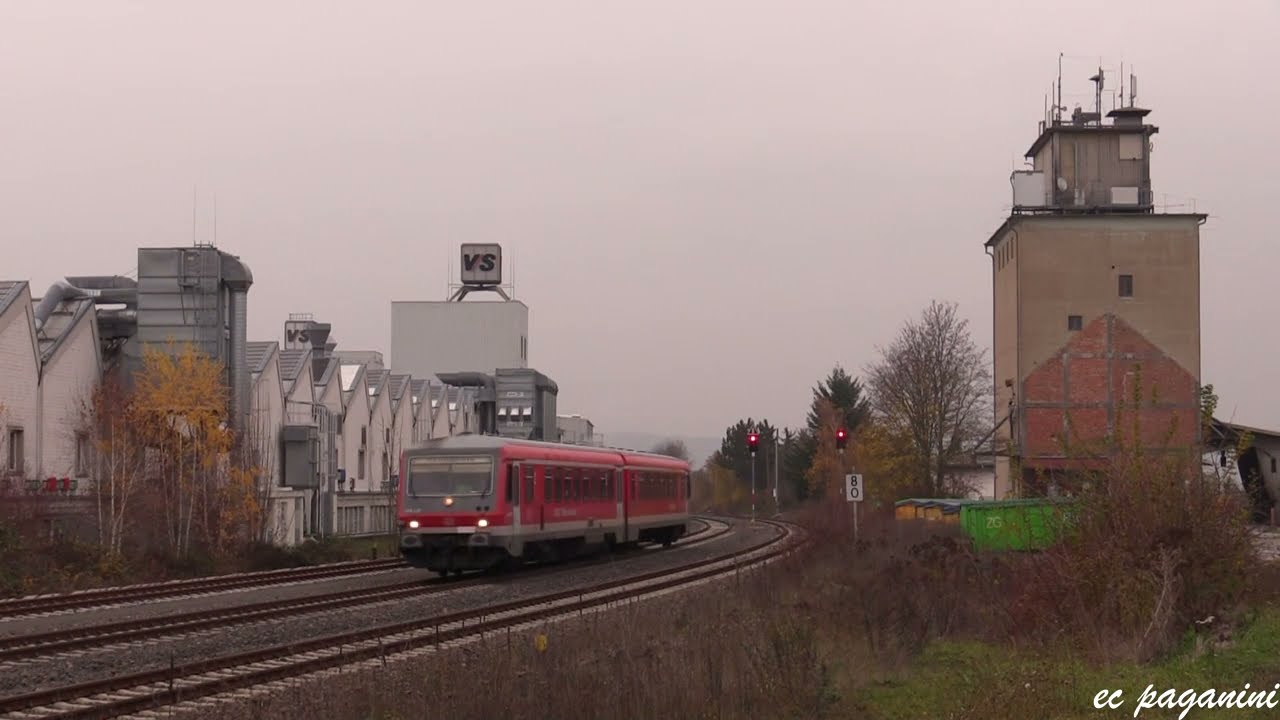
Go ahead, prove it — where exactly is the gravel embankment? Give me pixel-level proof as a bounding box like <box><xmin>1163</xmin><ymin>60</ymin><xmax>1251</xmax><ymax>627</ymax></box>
<box><xmin>0</xmin><ymin>518</ymin><xmax>766</xmax><ymax>699</ymax></box>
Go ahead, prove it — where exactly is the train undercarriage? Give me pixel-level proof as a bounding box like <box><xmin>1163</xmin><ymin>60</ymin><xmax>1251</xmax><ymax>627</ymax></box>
<box><xmin>400</xmin><ymin>523</ymin><xmax>687</xmax><ymax>577</ymax></box>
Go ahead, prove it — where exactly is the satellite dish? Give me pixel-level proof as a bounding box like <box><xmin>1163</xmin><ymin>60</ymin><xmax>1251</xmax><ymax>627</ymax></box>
<box><xmin>1057</xmin><ymin>176</ymin><xmax>1069</xmax><ymax>191</ymax></box>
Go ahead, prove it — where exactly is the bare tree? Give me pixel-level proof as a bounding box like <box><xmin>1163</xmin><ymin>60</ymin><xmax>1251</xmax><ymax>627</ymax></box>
<box><xmin>650</xmin><ymin>438</ymin><xmax>690</xmax><ymax>462</ymax></box>
<box><xmin>79</xmin><ymin>377</ymin><xmax>145</xmax><ymax>557</ymax></box>
<box><xmin>865</xmin><ymin>300</ymin><xmax>991</xmax><ymax>497</ymax></box>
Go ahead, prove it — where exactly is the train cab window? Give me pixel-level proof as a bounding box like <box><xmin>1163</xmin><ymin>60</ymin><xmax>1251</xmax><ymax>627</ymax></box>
<box><xmin>506</xmin><ymin>466</ymin><xmax>518</xmax><ymax>505</ymax></box>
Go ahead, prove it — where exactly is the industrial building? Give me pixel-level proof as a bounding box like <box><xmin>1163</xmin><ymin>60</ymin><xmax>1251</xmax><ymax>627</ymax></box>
<box><xmin>986</xmin><ymin>68</ymin><xmax>1207</xmax><ymax>499</ymax></box>
<box><xmin>557</xmin><ymin>414</ymin><xmax>598</xmax><ymax>445</ymax></box>
<box><xmin>0</xmin><ymin>249</ymin><xmax>490</xmax><ymax>546</ymax></box>
<box><xmin>390</xmin><ymin>243</ymin><xmax>528</xmax><ymax>383</ymax></box>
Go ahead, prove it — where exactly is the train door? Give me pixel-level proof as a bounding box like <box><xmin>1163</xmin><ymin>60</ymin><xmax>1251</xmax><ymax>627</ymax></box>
<box><xmin>537</xmin><ymin>465</ymin><xmax>546</xmax><ymax>531</ymax></box>
<box><xmin>508</xmin><ymin>462</ymin><xmax>521</xmax><ymax>540</ymax></box>
<box><xmin>620</xmin><ymin>467</ymin><xmax>630</xmax><ymax>542</ymax></box>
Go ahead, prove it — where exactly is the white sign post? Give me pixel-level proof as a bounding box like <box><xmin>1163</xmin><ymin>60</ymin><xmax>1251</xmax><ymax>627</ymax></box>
<box><xmin>846</xmin><ymin>473</ymin><xmax>863</xmax><ymax>543</ymax></box>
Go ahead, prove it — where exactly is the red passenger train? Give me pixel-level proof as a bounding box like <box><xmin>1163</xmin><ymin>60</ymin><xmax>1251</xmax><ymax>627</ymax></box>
<box><xmin>397</xmin><ymin>434</ymin><xmax>691</xmax><ymax>575</ymax></box>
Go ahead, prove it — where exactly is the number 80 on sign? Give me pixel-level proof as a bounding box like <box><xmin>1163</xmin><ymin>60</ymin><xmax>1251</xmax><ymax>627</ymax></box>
<box><xmin>845</xmin><ymin>474</ymin><xmax>863</xmax><ymax>503</ymax></box>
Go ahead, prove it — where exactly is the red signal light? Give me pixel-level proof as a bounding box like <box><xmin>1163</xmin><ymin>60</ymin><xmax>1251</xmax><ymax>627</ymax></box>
<box><xmin>747</xmin><ymin>432</ymin><xmax>759</xmax><ymax>454</ymax></box>
<box><xmin>835</xmin><ymin>427</ymin><xmax>848</xmax><ymax>451</ymax></box>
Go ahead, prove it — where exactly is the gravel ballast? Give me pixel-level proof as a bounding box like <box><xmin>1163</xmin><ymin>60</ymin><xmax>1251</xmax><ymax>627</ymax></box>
<box><xmin>0</xmin><ymin>518</ymin><xmax>764</xmax><ymax>699</ymax></box>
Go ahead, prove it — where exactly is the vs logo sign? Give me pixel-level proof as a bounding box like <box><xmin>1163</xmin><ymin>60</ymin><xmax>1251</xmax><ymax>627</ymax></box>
<box><xmin>286</xmin><ymin>328</ymin><xmax>310</xmax><ymax>344</ymax></box>
<box><xmin>463</xmin><ymin>253</ymin><xmax>497</xmax><ymax>272</ymax></box>
<box><xmin>459</xmin><ymin>243</ymin><xmax>503</xmax><ymax>285</ymax></box>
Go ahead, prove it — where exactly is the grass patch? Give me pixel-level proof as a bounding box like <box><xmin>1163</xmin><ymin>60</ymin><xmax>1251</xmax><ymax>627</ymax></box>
<box><xmin>862</xmin><ymin>608</ymin><xmax>1280</xmax><ymax>719</ymax></box>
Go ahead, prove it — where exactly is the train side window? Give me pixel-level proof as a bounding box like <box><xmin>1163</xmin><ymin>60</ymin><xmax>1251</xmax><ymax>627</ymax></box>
<box><xmin>506</xmin><ymin>465</ymin><xmax>518</xmax><ymax>505</ymax></box>
<box><xmin>554</xmin><ymin>468</ymin><xmax>563</xmax><ymax>502</ymax></box>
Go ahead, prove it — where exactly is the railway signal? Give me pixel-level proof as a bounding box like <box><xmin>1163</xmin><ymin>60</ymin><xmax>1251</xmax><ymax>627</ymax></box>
<box><xmin>747</xmin><ymin>431</ymin><xmax>760</xmax><ymax>523</ymax></box>
<box><xmin>747</xmin><ymin>432</ymin><xmax>759</xmax><ymax>456</ymax></box>
<box><xmin>836</xmin><ymin>427</ymin><xmax>848</xmax><ymax>453</ymax></box>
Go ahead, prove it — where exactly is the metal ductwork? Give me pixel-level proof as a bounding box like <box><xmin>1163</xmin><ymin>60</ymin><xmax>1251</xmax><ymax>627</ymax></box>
<box><xmin>33</xmin><ymin>275</ymin><xmax>137</xmax><ymax>331</ymax></box>
<box><xmin>220</xmin><ymin>254</ymin><xmax>253</xmax><ymax>436</ymax></box>
<box><xmin>435</xmin><ymin>372</ymin><xmax>498</xmax><ymax>435</ymax></box>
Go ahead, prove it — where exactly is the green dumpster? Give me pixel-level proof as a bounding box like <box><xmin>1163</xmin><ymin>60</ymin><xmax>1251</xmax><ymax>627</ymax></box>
<box><xmin>960</xmin><ymin>498</ymin><xmax>1074</xmax><ymax>551</ymax></box>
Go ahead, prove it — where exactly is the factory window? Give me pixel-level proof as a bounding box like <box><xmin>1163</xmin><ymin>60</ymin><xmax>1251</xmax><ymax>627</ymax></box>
<box><xmin>1067</xmin><ymin>315</ymin><xmax>1082</xmax><ymax>331</ymax></box>
<box><xmin>6</xmin><ymin>428</ymin><xmax>22</xmax><ymax>474</ymax></box>
<box><xmin>1118</xmin><ymin>274</ymin><xmax>1134</xmax><ymax>297</ymax></box>
<box><xmin>358</xmin><ymin>449</ymin><xmax>366</xmax><ymax>480</ymax></box>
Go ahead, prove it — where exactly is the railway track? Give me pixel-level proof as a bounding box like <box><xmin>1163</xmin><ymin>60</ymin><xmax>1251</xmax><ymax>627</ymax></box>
<box><xmin>0</xmin><ymin>558</ymin><xmax>406</xmax><ymax>620</ymax></box>
<box><xmin>0</xmin><ymin>517</ymin><xmax>796</xmax><ymax>720</ymax></box>
<box><xmin>0</xmin><ymin>517</ymin><xmax>724</xmax><ymax>666</ymax></box>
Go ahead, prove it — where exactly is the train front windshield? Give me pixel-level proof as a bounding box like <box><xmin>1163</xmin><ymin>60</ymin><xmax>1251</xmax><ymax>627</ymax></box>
<box><xmin>407</xmin><ymin>456</ymin><xmax>494</xmax><ymax>497</ymax></box>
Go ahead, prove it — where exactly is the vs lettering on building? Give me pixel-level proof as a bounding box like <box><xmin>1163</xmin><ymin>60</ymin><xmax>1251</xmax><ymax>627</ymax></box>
<box><xmin>460</xmin><ymin>244</ymin><xmax>502</xmax><ymax>286</ymax></box>
<box><xmin>284</xmin><ymin>320</ymin><xmax>311</xmax><ymax>351</ymax></box>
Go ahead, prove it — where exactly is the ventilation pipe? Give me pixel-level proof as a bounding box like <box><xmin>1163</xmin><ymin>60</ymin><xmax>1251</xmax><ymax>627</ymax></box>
<box><xmin>33</xmin><ymin>276</ymin><xmax>137</xmax><ymax>331</ymax></box>
<box><xmin>219</xmin><ymin>253</ymin><xmax>254</xmax><ymax>437</ymax></box>
<box><xmin>435</xmin><ymin>372</ymin><xmax>497</xmax><ymax>435</ymax></box>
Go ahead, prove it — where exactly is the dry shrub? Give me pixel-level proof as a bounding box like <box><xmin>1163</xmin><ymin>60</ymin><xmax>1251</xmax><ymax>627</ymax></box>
<box><xmin>791</xmin><ymin>502</ymin><xmax>1016</xmax><ymax>663</ymax></box>
<box><xmin>1012</xmin><ymin>447</ymin><xmax>1255</xmax><ymax>662</ymax></box>
<box><xmin>205</xmin><ymin>509</ymin><xmax>1024</xmax><ymax>720</ymax></box>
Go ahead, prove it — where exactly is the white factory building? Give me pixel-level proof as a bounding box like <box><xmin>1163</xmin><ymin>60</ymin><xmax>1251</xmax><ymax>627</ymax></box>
<box><xmin>390</xmin><ymin>243</ymin><xmax>531</xmax><ymax>384</ymax></box>
<box><xmin>0</xmin><ymin>242</ymin><xmax>603</xmax><ymax>548</ymax></box>
<box><xmin>0</xmin><ymin>249</ymin><xmax>484</xmax><ymax>547</ymax></box>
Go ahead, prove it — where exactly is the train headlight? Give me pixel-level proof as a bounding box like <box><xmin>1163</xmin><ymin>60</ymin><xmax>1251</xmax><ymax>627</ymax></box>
<box><xmin>443</xmin><ymin>497</ymin><xmax>454</xmax><ymax>507</ymax></box>
<box><xmin>477</xmin><ymin>519</ymin><xmax>489</xmax><ymax>528</ymax></box>
<box><xmin>409</xmin><ymin>520</ymin><xmax>420</xmax><ymax>529</ymax></box>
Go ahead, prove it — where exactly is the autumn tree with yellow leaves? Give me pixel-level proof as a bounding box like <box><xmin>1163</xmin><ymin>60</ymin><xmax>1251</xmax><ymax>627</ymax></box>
<box><xmin>117</xmin><ymin>341</ymin><xmax>268</xmax><ymax>558</ymax></box>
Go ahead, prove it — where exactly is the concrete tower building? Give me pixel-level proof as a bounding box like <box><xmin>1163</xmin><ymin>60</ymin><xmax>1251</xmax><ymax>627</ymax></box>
<box><xmin>390</xmin><ymin>244</ymin><xmax>529</xmax><ymax>382</ymax></box>
<box><xmin>986</xmin><ymin>66</ymin><xmax>1207</xmax><ymax>498</ymax></box>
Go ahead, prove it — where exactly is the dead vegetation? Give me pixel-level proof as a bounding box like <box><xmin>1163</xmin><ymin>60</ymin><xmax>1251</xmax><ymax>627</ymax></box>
<box><xmin>208</xmin><ymin>433</ymin><xmax>1260</xmax><ymax>720</ymax></box>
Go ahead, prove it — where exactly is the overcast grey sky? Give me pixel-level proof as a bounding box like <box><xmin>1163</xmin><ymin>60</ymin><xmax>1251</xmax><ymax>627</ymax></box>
<box><xmin>3</xmin><ymin>1</ymin><xmax>1277</xmax><ymax>438</ymax></box>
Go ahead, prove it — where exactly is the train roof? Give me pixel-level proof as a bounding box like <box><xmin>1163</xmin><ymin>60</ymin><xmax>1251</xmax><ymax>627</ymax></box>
<box><xmin>407</xmin><ymin>434</ymin><xmax>690</xmax><ymax>468</ymax></box>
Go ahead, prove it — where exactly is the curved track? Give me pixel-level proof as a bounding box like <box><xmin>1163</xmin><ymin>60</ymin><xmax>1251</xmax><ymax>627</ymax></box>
<box><xmin>0</xmin><ymin>518</ymin><xmax>722</xmax><ymax>667</ymax></box>
<box><xmin>0</xmin><ymin>517</ymin><xmax>798</xmax><ymax>719</ymax></box>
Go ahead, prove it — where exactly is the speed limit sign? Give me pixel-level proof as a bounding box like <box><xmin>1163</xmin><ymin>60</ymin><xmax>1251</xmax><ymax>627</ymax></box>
<box><xmin>845</xmin><ymin>474</ymin><xmax>864</xmax><ymax>503</ymax></box>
